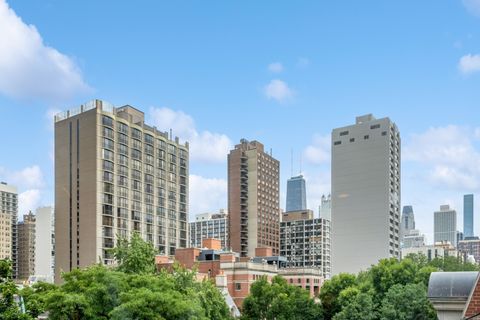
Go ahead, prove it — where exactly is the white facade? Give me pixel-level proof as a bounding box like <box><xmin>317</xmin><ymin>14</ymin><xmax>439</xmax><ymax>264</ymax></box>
<box><xmin>35</xmin><ymin>206</ymin><xmax>54</xmax><ymax>283</ymax></box>
<box><xmin>319</xmin><ymin>194</ymin><xmax>331</xmax><ymax>220</ymax></box>
<box><xmin>434</xmin><ymin>205</ymin><xmax>457</xmax><ymax>248</ymax></box>
<box><xmin>331</xmin><ymin>114</ymin><xmax>401</xmax><ymax>275</ymax></box>
<box><xmin>402</xmin><ymin>242</ymin><xmax>460</xmax><ymax>261</ymax></box>
<box><xmin>190</xmin><ymin>210</ymin><xmax>228</xmax><ymax>249</ymax></box>
<box><xmin>403</xmin><ymin>229</ymin><xmax>426</xmax><ymax>248</ymax></box>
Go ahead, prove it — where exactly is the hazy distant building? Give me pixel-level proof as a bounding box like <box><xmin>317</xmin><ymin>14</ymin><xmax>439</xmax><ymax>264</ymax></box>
<box><xmin>331</xmin><ymin>114</ymin><xmax>401</xmax><ymax>275</ymax></box>
<box><xmin>280</xmin><ymin>209</ymin><xmax>331</xmax><ymax>278</ymax></box>
<box><xmin>0</xmin><ymin>182</ymin><xmax>18</xmax><ymax>278</ymax></box>
<box><xmin>17</xmin><ymin>211</ymin><xmax>36</xmax><ymax>280</ymax></box>
<box><xmin>402</xmin><ymin>241</ymin><xmax>460</xmax><ymax>261</ymax></box>
<box><xmin>190</xmin><ymin>210</ymin><xmax>228</xmax><ymax>249</ymax></box>
<box><xmin>319</xmin><ymin>194</ymin><xmax>331</xmax><ymax>220</ymax></box>
<box><xmin>434</xmin><ymin>205</ymin><xmax>457</xmax><ymax>248</ymax></box>
<box><xmin>401</xmin><ymin>205</ymin><xmax>415</xmax><ymax>239</ymax></box>
<box><xmin>54</xmin><ymin>100</ymin><xmax>189</xmax><ymax>282</ymax></box>
<box><xmin>35</xmin><ymin>206</ymin><xmax>54</xmax><ymax>282</ymax></box>
<box><xmin>464</xmin><ymin>194</ymin><xmax>474</xmax><ymax>238</ymax></box>
<box><xmin>458</xmin><ymin>239</ymin><xmax>480</xmax><ymax>264</ymax></box>
<box><xmin>403</xmin><ymin>229</ymin><xmax>426</xmax><ymax>248</ymax></box>
<box><xmin>286</xmin><ymin>175</ymin><xmax>306</xmax><ymax>212</ymax></box>
<box><xmin>228</xmin><ymin>139</ymin><xmax>280</xmax><ymax>257</ymax></box>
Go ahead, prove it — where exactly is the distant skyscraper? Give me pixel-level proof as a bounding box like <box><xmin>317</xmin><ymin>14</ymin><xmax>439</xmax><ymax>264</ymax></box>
<box><xmin>331</xmin><ymin>114</ymin><xmax>401</xmax><ymax>275</ymax></box>
<box><xmin>464</xmin><ymin>194</ymin><xmax>474</xmax><ymax>238</ymax></box>
<box><xmin>319</xmin><ymin>194</ymin><xmax>331</xmax><ymax>220</ymax></box>
<box><xmin>55</xmin><ymin>100</ymin><xmax>189</xmax><ymax>282</ymax></box>
<box><xmin>286</xmin><ymin>175</ymin><xmax>306</xmax><ymax>212</ymax></box>
<box><xmin>401</xmin><ymin>205</ymin><xmax>415</xmax><ymax>243</ymax></box>
<box><xmin>0</xmin><ymin>182</ymin><xmax>18</xmax><ymax>278</ymax></box>
<box><xmin>35</xmin><ymin>206</ymin><xmax>54</xmax><ymax>282</ymax></box>
<box><xmin>228</xmin><ymin>139</ymin><xmax>280</xmax><ymax>257</ymax></box>
<box><xmin>434</xmin><ymin>205</ymin><xmax>457</xmax><ymax>247</ymax></box>
<box><xmin>17</xmin><ymin>211</ymin><xmax>36</xmax><ymax>280</ymax></box>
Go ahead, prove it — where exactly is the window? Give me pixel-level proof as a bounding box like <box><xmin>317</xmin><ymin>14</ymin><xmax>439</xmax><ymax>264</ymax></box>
<box><xmin>382</xmin><ymin>131</ymin><xmax>387</xmax><ymax>136</ymax></box>
<box><xmin>339</xmin><ymin>131</ymin><xmax>349</xmax><ymax>136</ymax></box>
<box><xmin>103</xmin><ymin>171</ymin><xmax>113</xmax><ymax>182</ymax></box>
<box><xmin>334</xmin><ymin>141</ymin><xmax>341</xmax><ymax>146</ymax></box>
<box><xmin>131</xmin><ymin>128</ymin><xmax>142</xmax><ymax>139</ymax></box>
<box><xmin>103</xmin><ymin>138</ymin><xmax>114</xmax><ymax>150</ymax></box>
<box><xmin>370</xmin><ymin>124</ymin><xmax>381</xmax><ymax>129</ymax></box>
<box><xmin>103</xmin><ymin>126</ymin><xmax>114</xmax><ymax>139</ymax></box>
<box><xmin>235</xmin><ymin>283</ymin><xmax>241</xmax><ymax>291</ymax></box>
<box><xmin>102</xmin><ymin>149</ymin><xmax>114</xmax><ymax>161</ymax></box>
<box><xmin>103</xmin><ymin>160</ymin><xmax>114</xmax><ymax>172</ymax></box>
<box><xmin>117</xmin><ymin>122</ymin><xmax>129</xmax><ymax>134</ymax></box>
<box><xmin>132</xmin><ymin>139</ymin><xmax>142</xmax><ymax>150</ymax></box>
<box><xmin>349</xmin><ymin>138</ymin><xmax>355</xmax><ymax>142</ymax></box>
<box><xmin>102</xmin><ymin>115</ymin><xmax>113</xmax><ymax>127</ymax></box>
<box><xmin>131</xmin><ymin>149</ymin><xmax>142</xmax><ymax>160</ymax></box>
<box><xmin>364</xmin><ymin>135</ymin><xmax>369</xmax><ymax>140</ymax></box>
<box><xmin>118</xmin><ymin>133</ymin><xmax>128</xmax><ymax>145</ymax></box>
<box><xmin>118</xmin><ymin>144</ymin><xmax>128</xmax><ymax>155</ymax></box>
<box><xmin>144</xmin><ymin>134</ymin><xmax>154</xmax><ymax>145</ymax></box>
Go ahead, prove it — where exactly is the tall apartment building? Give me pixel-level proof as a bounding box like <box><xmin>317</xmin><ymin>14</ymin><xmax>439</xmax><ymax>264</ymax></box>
<box><xmin>280</xmin><ymin>209</ymin><xmax>331</xmax><ymax>278</ymax></box>
<box><xmin>0</xmin><ymin>182</ymin><xmax>18</xmax><ymax>277</ymax></box>
<box><xmin>458</xmin><ymin>239</ymin><xmax>480</xmax><ymax>264</ymax></box>
<box><xmin>331</xmin><ymin>114</ymin><xmax>401</xmax><ymax>275</ymax></box>
<box><xmin>464</xmin><ymin>194</ymin><xmax>474</xmax><ymax>238</ymax></box>
<box><xmin>286</xmin><ymin>175</ymin><xmax>306</xmax><ymax>212</ymax></box>
<box><xmin>17</xmin><ymin>211</ymin><xmax>36</xmax><ymax>280</ymax></box>
<box><xmin>434</xmin><ymin>205</ymin><xmax>457</xmax><ymax>247</ymax></box>
<box><xmin>35</xmin><ymin>206</ymin><xmax>55</xmax><ymax>282</ymax></box>
<box><xmin>54</xmin><ymin>99</ymin><xmax>189</xmax><ymax>282</ymax></box>
<box><xmin>190</xmin><ymin>210</ymin><xmax>229</xmax><ymax>249</ymax></box>
<box><xmin>319</xmin><ymin>194</ymin><xmax>331</xmax><ymax>220</ymax></box>
<box><xmin>228</xmin><ymin>139</ymin><xmax>280</xmax><ymax>257</ymax></box>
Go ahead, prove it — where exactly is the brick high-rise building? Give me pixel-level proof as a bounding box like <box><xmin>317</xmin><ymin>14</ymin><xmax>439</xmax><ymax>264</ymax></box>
<box><xmin>54</xmin><ymin>99</ymin><xmax>189</xmax><ymax>282</ymax></box>
<box><xmin>228</xmin><ymin>139</ymin><xmax>280</xmax><ymax>257</ymax></box>
<box><xmin>17</xmin><ymin>211</ymin><xmax>36</xmax><ymax>280</ymax></box>
<box><xmin>0</xmin><ymin>182</ymin><xmax>18</xmax><ymax>278</ymax></box>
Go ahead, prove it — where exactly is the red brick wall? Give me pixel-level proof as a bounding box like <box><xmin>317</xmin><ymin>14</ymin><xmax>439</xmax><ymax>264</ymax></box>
<box><xmin>464</xmin><ymin>276</ymin><xmax>480</xmax><ymax>317</ymax></box>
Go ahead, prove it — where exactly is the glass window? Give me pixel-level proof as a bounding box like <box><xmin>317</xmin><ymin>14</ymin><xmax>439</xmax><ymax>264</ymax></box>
<box><xmin>102</xmin><ymin>149</ymin><xmax>114</xmax><ymax>161</ymax></box>
<box><xmin>103</xmin><ymin>138</ymin><xmax>114</xmax><ymax>150</ymax></box>
<box><xmin>144</xmin><ymin>133</ymin><xmax>154</xmax><ymax>145</ymax></box>
<box><xmin>132</xmin><ymin>128</ymin><xmax>142</xmax><ymax>139</ymax></box>
<box><xmin>102</xmin><ymin>115</ymin><xmax>113</xmax><ymax>127</ymax></box>
<box><xmin>117</xmin><ymin>122</ymin><xmax>129</xmax><ymax>134</ymax></box>
<box><xmin>103</xmin><ymin>126</ymin><xmax>114</xmax><ymax>139</ymax></box>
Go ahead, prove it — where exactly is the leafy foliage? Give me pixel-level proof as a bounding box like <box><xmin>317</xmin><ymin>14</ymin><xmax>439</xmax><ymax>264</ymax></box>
<box><xmin>241</xmin><ymin>275</ymin><xmax>323</xmax><ymax>320</ymax></box>
<box><xmin>110</xmin><ymin>232</ymin><xmax>157</xmax><ymax>274</ymax></box>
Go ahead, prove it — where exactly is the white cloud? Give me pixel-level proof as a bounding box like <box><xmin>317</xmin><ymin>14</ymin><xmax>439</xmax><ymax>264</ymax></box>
<box><xmin>404</xmin><ymin>125</ymin><xmax>480</xmax><ymax>190</ymax></box>
<box><xmin>458</xmin><ymin>54</ymin><xmax>480</xmax><ymax>74</ymax></box>
<box><xmin>303</xmin><ymin>134</ymin><xmax>331</xmax><ymax>165</ymax></box>
<box><xmin>264</xmin><ymin>79</ymin><xmax>294</xmax><ymax>103</ymax></box>
<box><xmin>1</xmin><ymin>165</ymin><xmax>45</xmax><ymax>189</ymax></box>
<box><xmin>463</xmin><ymin>0</ymin><xmax>480</xmax><ymax>17</ymax></box>
<box><xmin>148</xmin><ymin>107</ymin><xmax>232</xmax><ymax>163</ymax></box>
<box><xmin>268</xmin><ymin>62</ymin><xmax>284</xmax><ymax>73</ymax></box>
<box><xmin>189</xmin><ymin>175</ymin><xmax>227</xmax><ymax>219</ymax></box>
<box><xmin>19</xmin><ymin>189</ymin><xmax>41</xmax><ymax>216</ymax></box>
<box><xmin>0</xmin><ymin>0</ymin><xmax>90</xmax><ymax>101</ymax></box>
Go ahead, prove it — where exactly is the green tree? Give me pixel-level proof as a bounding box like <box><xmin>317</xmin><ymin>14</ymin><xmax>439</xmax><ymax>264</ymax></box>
<box><xmin>429</xmin><ymin>255</ymin><xmax>479</xmax><ymax>272</ymax></box>
<box><xmin>0</xmin><ymin>259</ymin><xmax>33</xmax><ymax>320</ymax></box>
<box><xmin>241</xmin><ymin>276</ymin><xmax>323</xmax><ymax>320</ymax></box>
<box><xmin>111</xmin><ymin>232</ymin><xmax>157</xmax><ymax>274</ymax></box>
<box><xmin>379</xmin><ymin>283</ymin><xmax>436</xmax><ymax>320</ymax></box>
<box><xmin>319</xmin><ymin>273</ymin><xmax>356</xmax><ymax>319</ymax></box>
<box><xmin>332</xmin><ymin>293</ymin><xmax>376</xmax><ymax>320</ymax></box>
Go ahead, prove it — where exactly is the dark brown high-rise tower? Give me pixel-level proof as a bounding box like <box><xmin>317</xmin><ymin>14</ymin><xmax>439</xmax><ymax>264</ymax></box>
<box><xmin>228</xmin><ymin>139</ymin><xmax>280</xmax><ymax>257</ymax></box>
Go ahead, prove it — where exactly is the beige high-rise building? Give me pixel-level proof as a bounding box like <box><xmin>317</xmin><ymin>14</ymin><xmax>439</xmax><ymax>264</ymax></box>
<box><xmin>0</xmin><ymin>182</ymin><xmax>17</xmax><ymax>277</ymax></box>
<box><xmin>228</xmin><ymin>139</ymin><xmax>280</xmax><ymax>257</ymax></box>
<box><xmin>17</xmin><ymin>211</ymin><xmax>36</xmax><ymax>280</ymax></box>
<box><xmin>331</xmin><ymin>114</ymin><xmax>401</xmax><ymax>275</ymax></box>
<box><xmin>54</xmin><ymin>99</ymin><xmax>189</xmax><ymax>282</ymax></box>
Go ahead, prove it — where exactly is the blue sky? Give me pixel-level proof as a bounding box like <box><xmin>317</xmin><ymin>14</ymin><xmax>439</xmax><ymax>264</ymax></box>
<box><xmin>1</xmin><ymin>0</ymin><xmax>480</xmax><ymax>243</ymax></box>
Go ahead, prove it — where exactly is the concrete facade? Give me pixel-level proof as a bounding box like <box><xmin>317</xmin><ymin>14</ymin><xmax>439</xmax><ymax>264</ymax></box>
<box><xmin>280</xmin><ymin>215</ymin><xmax>331</xmax><ymax>278</ymax></box>
<box><xmin>319</xmin><ymin>194</ymin><xmax>331</xmax><ymax>220</ymax></box>
<box><xmin>228</xmin><ymin>139</ymin><xmax>280</xmax><ymax>257</ymax></box>
<box><xmin>458</xmin><ymin>239</ymin><xmax>480</xmax><ymax>264</ymax></box>
<box><xmin>35</xmin><ymin>206</ymin><xmax>54</xmax><ymax>282</ymax></box>
<box><xmin>331</xmin><ymin>114</ymin><xmax>401</xmax><ymax>275</ymax></box>
<box><xmin>190</xmin><ymin>210</ymin><xmax>228</xmax><ymax>249</ymax></box>
<box><xmin>434</xmin><ymin>205</ymin><xmax>457</xmax><ymax>248</ymax></box>
<box><xmin>0</xmin><ymin>182</ymin><xmax>17</xmax><ymax>278</ymax></box>
<box><xmin>54</xmin><ymin>100</ymin><xmax>189</xmax><ymax>282</ymax></box>
<box><xmin>17</xmin><ymin>211</ymin><xmax>35</xmax><ymax>280</ymax></box>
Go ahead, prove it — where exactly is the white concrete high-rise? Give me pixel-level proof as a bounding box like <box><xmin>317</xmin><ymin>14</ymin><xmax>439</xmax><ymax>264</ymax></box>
<box><xmin>319</xmin><ymin>194</ymin><xmax>331</xmax><ymax>220</ymax></box>
<box><xmin>331</xmin><ymin>114</ymin><xmax>401</xmax><ymax>275</ymax></box>
<box><xmin>434</xmin><ymin>205</ymin><xmax>457</xmax><ymax>247</ymax></box>
<box><xmin>35</xmin><ymin>206</ymin><xmax>54</xmax><ymax>282</ymax></box>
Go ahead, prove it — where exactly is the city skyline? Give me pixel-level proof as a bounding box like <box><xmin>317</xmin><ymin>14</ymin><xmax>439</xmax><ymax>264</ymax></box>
<box><xmin>1</xmin><ymin>0</ymin><xmax>480</xmax><ymax>245</ymax></box>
